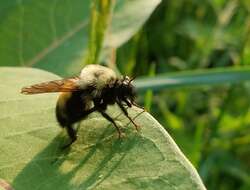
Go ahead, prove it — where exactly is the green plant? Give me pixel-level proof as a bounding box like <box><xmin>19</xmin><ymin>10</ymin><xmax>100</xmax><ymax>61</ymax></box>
<box><xmin>0</xmin><ymin>1</ymin><xmax>208</xmax><ymax>190</ymax></box>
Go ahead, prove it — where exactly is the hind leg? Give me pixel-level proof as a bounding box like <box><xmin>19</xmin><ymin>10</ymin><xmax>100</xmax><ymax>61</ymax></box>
<box><xmin>98</xmin><ymin>110</ymin><xmax>123</xmax><ymax>138</ymax></box>
<box><xmin>61</xmin><ymin>107</ymin><xmax>97</xmax><ymax>149</ymax></box>
<box><xmin>62</xmin><ymin>125</ymin><xmax>77</xmax><ymax>149</ymax></box>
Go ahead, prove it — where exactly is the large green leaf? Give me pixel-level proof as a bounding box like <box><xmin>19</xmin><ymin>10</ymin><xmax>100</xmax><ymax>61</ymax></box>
<box><xmin>0</xmin><ymin>0</ymin><xmax>160</xmax><ymax>76</ymax></box>
<box><xmin>0</xmin><ymin>0</ymin><xmax>91</xmax><ymax>76</ymax></box>
<box><xmin>0</xmin><ymin>67</ymin><xmax>206</xmax><ymax>190</ymax></box>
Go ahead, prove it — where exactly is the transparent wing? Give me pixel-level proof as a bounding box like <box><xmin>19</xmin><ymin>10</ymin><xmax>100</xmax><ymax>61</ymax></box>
<box><xmin>21</xmin><ymin>77</ymin><xmax>80</xmax><ymax>94</ymax></box>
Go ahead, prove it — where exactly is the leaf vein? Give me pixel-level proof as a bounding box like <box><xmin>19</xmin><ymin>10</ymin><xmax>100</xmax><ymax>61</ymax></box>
<box><xmin>26</xmin><ymin>20</ymin><xmax>88</xmax><ymax>66</ymax></box>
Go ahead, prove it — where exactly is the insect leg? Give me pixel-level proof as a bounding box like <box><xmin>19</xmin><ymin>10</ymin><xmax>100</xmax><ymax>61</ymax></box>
<box><xmin>99</xmin><ymin>110</ymin><xmax>122</xmax><ymax>138</ymax></box>
<box><xmin>132</xmin><ymin>101</ymin><xmax>145</xmax><ymax>110</ymax></box>
<box><xmin>122</xmin><ymin>98</ymin><xmax>132</xmax><ymax>107</ymax></box>
<box><xmin>122</xmin><ymin>97</ymin><xmax>145</xmax><ymax>111</ymax></box>
<box><xmin>62</xmin><ymin>125</ymin><xmax>77</xmax><ymax>149</ymax></box>
<box><xmin>116</xmin><ymin>100</ymin><xmax>140</xmax><ymax>131</ymax></box>
<box><xmin>63</xmin><ymin>107</ymin><xmax>97</xmax><ymax>149</ymax></box>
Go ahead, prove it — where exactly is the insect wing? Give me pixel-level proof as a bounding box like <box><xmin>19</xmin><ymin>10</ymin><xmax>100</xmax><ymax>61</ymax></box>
<box><xmin>21</xmin><ymin>77</ymin><xmax>80</xmax><ymax>94</ymax></box>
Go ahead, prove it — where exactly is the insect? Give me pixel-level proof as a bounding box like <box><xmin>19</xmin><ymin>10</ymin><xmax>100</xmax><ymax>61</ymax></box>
<box><xmin>21</xmin><ymin>64</ymin><xmax>141</xmax><ymax>148</ymax></box>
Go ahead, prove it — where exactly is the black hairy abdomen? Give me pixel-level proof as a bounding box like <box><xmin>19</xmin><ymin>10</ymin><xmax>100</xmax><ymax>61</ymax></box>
<box><xmin>56</xmin><ymin>91</ymin><xmax>88</xmax><ymax>127</ymax></box>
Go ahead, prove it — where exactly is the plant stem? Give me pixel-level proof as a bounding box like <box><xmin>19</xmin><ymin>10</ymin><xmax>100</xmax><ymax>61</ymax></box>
<box><xmin>85</xmin><ymin>0</ymin><xmax>115</xmax><ymax>65</ymax></box>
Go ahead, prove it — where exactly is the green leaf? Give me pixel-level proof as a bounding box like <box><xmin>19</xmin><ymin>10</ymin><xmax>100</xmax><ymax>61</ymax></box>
<box><xmin>103</xmin><ymin>0</ymin><xmax>161</xmax><ymax>48</ymax></box>
<box><xmin>0</xmin><ymin>0</ymin><xmax>92</xmax><ymax>76</ymax></box>
<box><xmin>0</xmin><ymin>0</ymin><xmax>161</xmax><ymax>76</ymax></box>
<box><xmin>0</xmin><ymin>67</ymin><xmax>206</xmax><ymax>190</ymax></box>
<box><xmin>135</xmin><ymin>67</ymin><xmax>250</xmax><ymax>92</ymax></box>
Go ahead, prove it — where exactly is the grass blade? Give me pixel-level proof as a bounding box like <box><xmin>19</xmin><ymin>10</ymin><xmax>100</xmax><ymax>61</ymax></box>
<box><xmin>134</xmin><ymin>67</ymin><xmax>250</xmax><ymax>92</ymax></box>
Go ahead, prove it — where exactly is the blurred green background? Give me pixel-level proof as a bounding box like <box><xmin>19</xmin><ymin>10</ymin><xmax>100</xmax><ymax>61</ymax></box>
<box><xmin>1</xmin><ymin>0</ymin><xmax>250</xmax><ymax>189</ymax></box>
<box><xmin>118</xmin><ymin>1</ymin><xmax>250</xmax><ymax>190</ymax></box>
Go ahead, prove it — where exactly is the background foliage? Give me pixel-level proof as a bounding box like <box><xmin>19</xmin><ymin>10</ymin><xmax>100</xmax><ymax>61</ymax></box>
<box><xmin>1</xmin><ymin>0</ymin><xmax>250</xmax><ymax>189</ymax></box>
<box><xmin>118</xmin><ymin>1</ymin><xmax>250</xmax><ymax>190</ymax></box>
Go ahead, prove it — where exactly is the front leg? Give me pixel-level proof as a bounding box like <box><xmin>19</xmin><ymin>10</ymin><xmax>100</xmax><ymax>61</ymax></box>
<box><xmin>116</xmin><ymin>100</ymin><xmax>140</xmax><ymax>131</ymax></box>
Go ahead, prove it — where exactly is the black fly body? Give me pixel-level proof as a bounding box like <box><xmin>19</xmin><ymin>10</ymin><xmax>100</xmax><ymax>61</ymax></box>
<box><xmin>21</xmin><ymin>64</ymin><xmax>142</xmax><ymax>148</ymax></box>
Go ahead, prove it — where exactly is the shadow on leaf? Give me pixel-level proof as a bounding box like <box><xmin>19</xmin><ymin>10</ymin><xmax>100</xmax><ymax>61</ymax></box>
<box><xmin>12</xmin><ymin>117</ymin><xmax>141</xmax><ymax>190</ymax></box>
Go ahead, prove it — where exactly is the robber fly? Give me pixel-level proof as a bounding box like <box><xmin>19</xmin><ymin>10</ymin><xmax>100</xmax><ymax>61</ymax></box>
<box><xmin>21</xmin><ymin>64</ymin><xmax>141</xmax><ymax>148</ymax></box>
